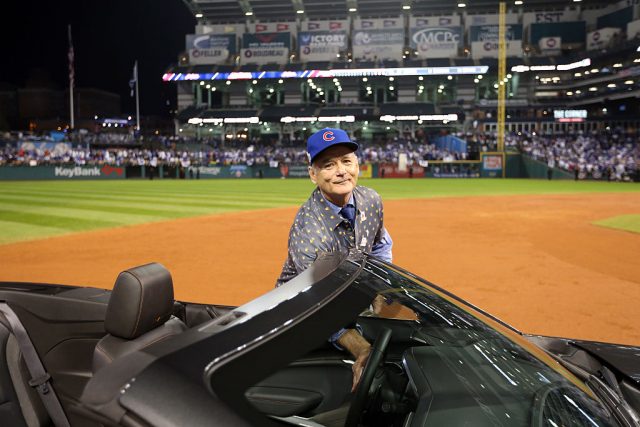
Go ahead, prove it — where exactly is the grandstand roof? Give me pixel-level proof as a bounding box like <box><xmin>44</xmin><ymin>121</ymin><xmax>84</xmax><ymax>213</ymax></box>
<box><xmin>185</xmin><ymin>0</ymin><xmax>622</xmax><ymax>23</ymax></box>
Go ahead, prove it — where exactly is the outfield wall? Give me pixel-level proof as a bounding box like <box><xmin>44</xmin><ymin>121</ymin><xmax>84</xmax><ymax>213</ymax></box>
<box><xmin>0</xmin><ymin>156</ymin><xmax>575</xmax><ymax>180</ymax></box>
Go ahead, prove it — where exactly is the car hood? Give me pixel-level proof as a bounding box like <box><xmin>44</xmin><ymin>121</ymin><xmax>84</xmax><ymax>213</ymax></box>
<box><xmin>527</xmin><ymin>334</ymin><xmax>640</xmax><ymax>386</ymax></box>
<box><xmin>572</xmin><ymin>340</ymin><xmax>640</xmax><ymax>385</ymax></box>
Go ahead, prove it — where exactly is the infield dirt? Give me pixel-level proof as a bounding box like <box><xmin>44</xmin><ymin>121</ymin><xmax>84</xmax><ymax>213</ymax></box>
<box><xmin>1</xmin><ymin>192</ymin><xmax>639</xmax><ymax>345</ymax></box>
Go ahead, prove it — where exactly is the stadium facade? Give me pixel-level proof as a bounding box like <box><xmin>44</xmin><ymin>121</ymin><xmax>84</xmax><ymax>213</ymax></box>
<box><xmin>164</xmin><ymin>0</ymin><xmax>640</xmax><ymax>141</ymax></box>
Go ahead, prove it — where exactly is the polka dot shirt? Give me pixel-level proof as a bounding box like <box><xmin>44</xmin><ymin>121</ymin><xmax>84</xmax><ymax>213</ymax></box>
<box><xmin>277</xmin><ymin>185</ymin><xmax>389</xmax><ymax>286</ymax></box>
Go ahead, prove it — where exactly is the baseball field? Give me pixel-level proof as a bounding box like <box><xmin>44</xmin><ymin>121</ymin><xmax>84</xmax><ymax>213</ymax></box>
<box><xmin>0</xmin><ymin>178</ymin><xmax>639</xmax><ymax>345</ymax></box>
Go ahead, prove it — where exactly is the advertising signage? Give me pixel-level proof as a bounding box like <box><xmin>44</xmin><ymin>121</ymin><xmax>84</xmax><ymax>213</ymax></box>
<box><xmin>241</xmin><ymin>32</ymin><xmax>291</xmax><ymax>64</ymax></box>
<box><xmin>410</xmin><ymin>26</ymin><xmax>462</xmax><ymax>58</ymax></box>
<box><xmin>186</xmin><ymin>34</ymin><xmax>236</xmax><ymax>65</ymax></box>
<box><xmin>298</xmin><ymin>31</ymin><xmax>348</xmax><ymax>62</ymax></box>
<box><xmin>352</xmin><ymin>29</ymin><xmax>405</xmax><ymax>61</ymax></box>
<box><xmin>469</xmin><ymin>24</ymin><xmax>523</xmax><ymax>58</ymax></box>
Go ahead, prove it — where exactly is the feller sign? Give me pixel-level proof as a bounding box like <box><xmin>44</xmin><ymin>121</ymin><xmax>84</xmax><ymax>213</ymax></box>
<box><xmin>186</xmin><ymin>34</ymin><xmax>236</xmax><ymax>65</ymax></box>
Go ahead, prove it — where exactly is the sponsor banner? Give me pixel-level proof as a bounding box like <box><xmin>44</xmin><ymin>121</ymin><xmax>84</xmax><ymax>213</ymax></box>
<box><xmin>249</xmin><ymin>22</ymin><xmax>295</xmax><ymax>33</ymax></box>
<box><xmin>242</xmin><ymin>32</ymin><xmax>291</xmax><ymax>49</ymax></box>
<box><xmin>241</xmin><ymin>32</ymin><xmax>291</xmax><ymax>64</ymax></box>
<box><xmin>481</xmin><ymin>153</ymin><xmax>504</xmax><ymax>178</ymax></box>
<box><xmin>410</xmin><ymin>26</ymin><xmax>462</xmax><ymax>58</ymax></box>
<box><xmin>359</xmin><ymin>163</ymin><xmax>372</xmax><ymax>179</ymax></box>
<box><xmin>0</xmin><ymin>165</ymin><xmax>125</xmax><ymax>180</ymax></box>
<box><xmin>354</xmin><ymin>17</ymin><xmax>403</xmax><ymax>30</ymax></box>
<box><xmin>470</xmin><ymin>24</ymin><xmax>523</xmax><ymax>58</ymax></box>
<box><xmin>539</xmin><ymin>36</ymin><xmax>562</xmax><ymax>56</ymax></box>
<box><xmin>186</xmin><ymin>34</ymin><xmax>236</xmax><ymax>65</ymax></box>
<box><xmin>352</xmin><ymin>29</ymin><xmax>405</xmax><ymax>61</ymax></box>
<box><xmin>586</xmin><ymin>27</ymin><xmax>620</xmax><ymax>50</ymax></box>
<box><xmin>465</xmin><ymin>13</ymin><xmax>518</xmax><ymax>27</ymax></box>
<box><xmin>303</xmin><ymin>20</ymin><xmax>348</xmax><ymax>32</ymax></box>
<box><xmin>409</xmin><ymin>15</ymin><xmax>460</xmax><ymax>27</ymax></box>
<box><xmin>286</xmin><ymin>164</ymin><xmax>309</xmax><ymax>178</ymax></box>
<box><xmin>298</xmin><ymin>31</ymin><xmax>348</xmax><ymax>62</ymax></box>
<box><xmin>627</xmin><ymin>19</ymin><xmax>640</xmax><ymax>40</ymax></box>
<box><xmin>470</xmin><ymin>24</ymin><xmax>522</xmax><ymax>42</ymax></box>
<box><xmin>523</xmin><ymin>10</ymin><xmax>580</xmax><ymax>28</ymax></box>
<box><xmin>195</xmin><ymin>165</ymin><xmax>250</xmax><ymax>178</ymax></box>
<box><xmin>378</xmin><ymin>163</ymin><xmax>425</xmax><ymax>178</ymax></box>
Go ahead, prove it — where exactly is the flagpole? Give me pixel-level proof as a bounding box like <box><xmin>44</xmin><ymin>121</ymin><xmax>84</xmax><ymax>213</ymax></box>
<box><xmin>68</xmin><ymin>25</ymin><xmax>75</xmax><ymax>129</ymax></box>
<box><xmin>135</xmin><ymin>60</ymin><xmax>141</xmax><ymax>132</ymax></box>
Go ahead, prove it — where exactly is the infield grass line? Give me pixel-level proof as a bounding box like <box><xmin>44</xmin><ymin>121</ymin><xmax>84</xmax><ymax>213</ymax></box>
<box><xmin>0</xmin><ymin>178</ymin><xmax>637</xmax><ymax>245</ymax></box>
<box><xmin>592</xmin><ymin>214</ymin><xmax>640</xmax><ymax>234</ymax></box>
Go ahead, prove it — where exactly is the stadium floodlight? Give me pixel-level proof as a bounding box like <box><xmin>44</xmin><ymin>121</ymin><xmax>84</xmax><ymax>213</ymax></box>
<box><xmin>348</xmin><ymin>7</ymin><xmax>357</xmax><ymax>12</ymax></box>
<box><xmin>402</xmin><ymin>5</ymin><xmax>411</xmax><ymax>10</ymax></box>
<box><xmin>318</xmin><ymin>115</ymin><xmax>355</xmax><ymax>122</ymax></box>
<box><xmin>224</xmin><ymin>117</ymin><xmax>260</xmax><ymax>124</ymax></box>
<box><xmin>457</xmin><ymin>2</ymin><xmax>466</xmax><ymax>7</ymax></box>
<box><xmin>297</xmin><ymin>10</ymin><xmax>304</xmax><ymax>14</ymax></box>
<box><xmin>280</xmin><ymin>116</ymin><xmax>317</xmax><ymax>123</ymax></box>
<box><xmin>245</xmin><ymin>11</ymin><xmax>253</xmax><ymax>15</ymax></box>
<box><xmin>557</xmin><ymin>58</ymin><xmax>591</xmax><ymax>70</ymax></box>
<box><xmin>529</xmin><ymin>65</ymin><xmax>555</xmax><ymax>71</ymax></box>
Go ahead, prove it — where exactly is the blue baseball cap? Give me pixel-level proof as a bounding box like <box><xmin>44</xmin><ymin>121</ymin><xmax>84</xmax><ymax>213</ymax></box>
<box><xmin>307</xmin><ymin>128</ymin><xmax>358</xmax><ymax>163</ymax></box>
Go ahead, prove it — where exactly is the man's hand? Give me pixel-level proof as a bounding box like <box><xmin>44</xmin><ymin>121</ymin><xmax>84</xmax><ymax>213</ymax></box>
<box><xmin>337</xmin><ymin>329</ymin><xmax>371</xmax><ymax>392</ymax></box>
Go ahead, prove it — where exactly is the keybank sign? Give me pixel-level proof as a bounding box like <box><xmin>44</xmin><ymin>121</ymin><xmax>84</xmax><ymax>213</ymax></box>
<box><xmin>410</xmin><ymin>27</ymin><xmax>462</xmax><ymax>58</ymax></box>
<box><xmin>54</xmin><ymin>167</ymin><xmax>101</xmax><ymax>178</ymax></box>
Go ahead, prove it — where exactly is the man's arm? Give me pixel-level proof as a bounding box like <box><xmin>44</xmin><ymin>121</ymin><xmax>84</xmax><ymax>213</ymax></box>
<box><xmin>336</xmin><ymin>329</ymin><xmax>371</xmax><ymax>392</ymax></box>
<box><xmin>370</xmin><ymin>226</ymin><xmax>393</xmax><ymax>262</ymax></box>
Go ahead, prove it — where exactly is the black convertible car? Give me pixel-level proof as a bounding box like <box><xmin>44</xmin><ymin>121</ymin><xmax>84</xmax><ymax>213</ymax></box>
<box><xmin>0</xmin><ymin>251</ymin><xmax>639</xmax><ymax>426</ymax></box>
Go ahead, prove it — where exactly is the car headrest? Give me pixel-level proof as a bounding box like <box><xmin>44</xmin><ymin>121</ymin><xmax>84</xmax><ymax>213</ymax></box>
<box><xmin>105</xmin><ymin>262</ymin><xmax>175</xmax><ymax>339</ymax></box>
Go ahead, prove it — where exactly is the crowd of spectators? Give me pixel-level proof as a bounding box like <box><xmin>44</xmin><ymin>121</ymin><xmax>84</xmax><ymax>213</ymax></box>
<box><xmin>504</xmin><ymin>130</ymin><xmax>639</xmax><ymax>181</ymax></box>
<box><xmin>0</xmin><ymin>132</ymin><xmax>467</xmax><ymax>168</ymax></box>
<box><xmin>1</xmin><ymin>130</ymin><xmax>638</xmax><ymax>181</ymax></box>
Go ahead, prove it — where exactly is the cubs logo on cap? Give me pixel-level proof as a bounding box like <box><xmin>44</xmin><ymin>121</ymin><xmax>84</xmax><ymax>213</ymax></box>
<box><xmin>307</xmin><ymin>128</ymin><xmax>358</xmax><ymax>163</ymax></box>
<box><xmin>322</xmin><ymin>131</ymin><xmax>335</xmax><ymax>142</ymax></box>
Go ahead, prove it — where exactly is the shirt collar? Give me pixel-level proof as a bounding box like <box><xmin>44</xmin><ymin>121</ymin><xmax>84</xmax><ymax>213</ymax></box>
<box><xmin>321</xmin><ymin>192</ymin><xmax>355</xmax><ymax>215</ymax></box>
<box><xmin>313</xmin><ymin>189</ymin><xmax>356</xmax><ymax>229</ymax></box>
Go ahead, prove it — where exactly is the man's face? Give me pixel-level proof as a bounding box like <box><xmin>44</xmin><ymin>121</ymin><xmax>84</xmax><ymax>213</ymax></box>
<box><xmin>309</xmin><ymin>145</ymin><xmax>359</xmax><ymax>206</ymax></box>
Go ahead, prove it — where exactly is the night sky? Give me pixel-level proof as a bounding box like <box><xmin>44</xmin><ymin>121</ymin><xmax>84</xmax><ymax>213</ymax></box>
<box><xmin>1</xmin><ymin>0</ymin><xmax>195</xmax><ymax>116</ymax></box>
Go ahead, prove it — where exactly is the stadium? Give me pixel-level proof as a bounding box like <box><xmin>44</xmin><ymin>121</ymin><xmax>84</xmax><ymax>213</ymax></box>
<box><xmin>1</xmin><ymin>0</ymin><xmax>640</xmax><ymax>426</ymax></box>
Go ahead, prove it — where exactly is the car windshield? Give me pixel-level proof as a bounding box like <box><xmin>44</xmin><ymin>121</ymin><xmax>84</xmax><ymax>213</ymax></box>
<box><xmin>355</xmin><ymin>257</ymin><xmax>619</xmax><ymax>426</ymax></box>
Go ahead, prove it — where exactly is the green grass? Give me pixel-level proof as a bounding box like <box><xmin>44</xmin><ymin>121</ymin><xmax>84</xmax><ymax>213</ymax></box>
<box><xmin>593</xmin><ymin>214</ymin><xmax>640</xmax><ymax>234</ymax></box>
<box><xmin>0</xmin><ymin>178</ymin><xmax>637</xmax><ymax>244</ymax></box>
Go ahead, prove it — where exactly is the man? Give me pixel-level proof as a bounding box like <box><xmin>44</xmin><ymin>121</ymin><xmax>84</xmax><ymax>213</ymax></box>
<box><xmin>277</xmin><ymin>127</ymin><xmax>393</xmax><ymax>391</ymax></box>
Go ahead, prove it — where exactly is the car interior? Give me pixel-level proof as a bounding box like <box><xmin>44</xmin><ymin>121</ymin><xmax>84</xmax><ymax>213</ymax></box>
<box><xmin>2</xmin><ymin>261</ymin><xmax>639</xmax><ymax>427</ymax></box>
<box><xmin>0</xmin><ymin>262</ymin><xmax>416</xmax><ymax>427</ymax></box>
